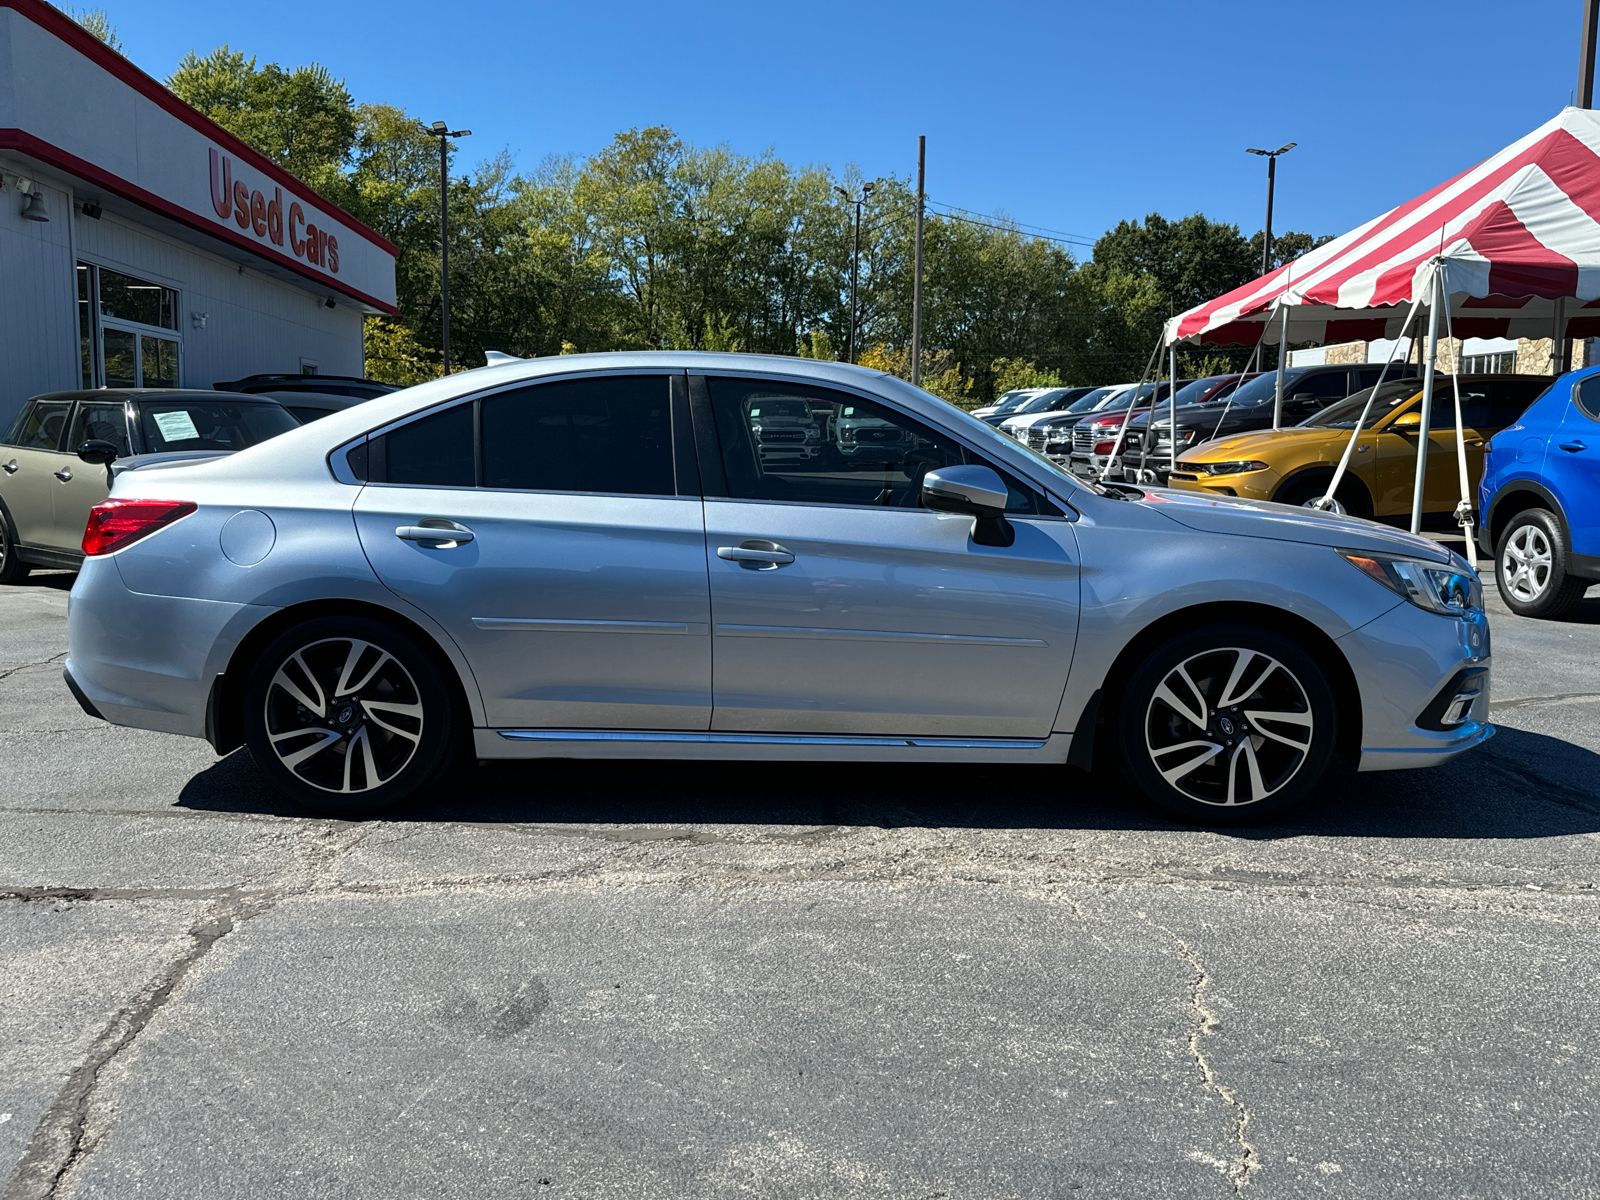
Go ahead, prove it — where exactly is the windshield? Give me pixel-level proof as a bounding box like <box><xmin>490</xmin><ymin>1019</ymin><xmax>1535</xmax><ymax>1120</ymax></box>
<box><xmin>1224</xmin><ymin>369</ymin><xmax>1309</xmax><ymax>408</ymax></box>
<box><xmin>988</xmin><ymin>391</ymin><xmax>1036</xmax><ymax>414</ymax></box>
<box><xmin>137</xmin><ymin>400</ymin><xmax>298</xmax><ymax>453</ymax></box>
<box><xmin>1065</xmin><ymin>387</ymin><xmax>1116</xmax><ymax>413</ymax></box>
<box><xmin>1302</xmin><ymin>383</ymin><xmax>1420</xmax><ymax>429</ymax></box>
<box><xmin>1016</xmin><ymin>391</ymin><xmax>1071</xmax><ymax>414</ymax></box>
<box><xmin>1170</xmin><ymin>375</ymin><xmax>1234</xmax><ymax>406</ymax></box>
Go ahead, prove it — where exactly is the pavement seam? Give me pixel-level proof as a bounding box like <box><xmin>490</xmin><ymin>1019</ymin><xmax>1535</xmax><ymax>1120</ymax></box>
<box><xmin>0</xmin><ymin>653</ymin><xmax>66</xmax><ymax>684</ymax></box>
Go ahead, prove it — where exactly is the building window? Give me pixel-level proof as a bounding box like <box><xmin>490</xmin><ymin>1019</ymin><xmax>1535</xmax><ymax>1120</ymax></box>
<box><xmin>76</xmin><ymin>263</ymin><xmax>182</xmax><ymax>388</ymax></box>
<box><xmin>1461</xmin><ymin>351</ymin><xmax>1516</xmax><ymax>374</ymax></box>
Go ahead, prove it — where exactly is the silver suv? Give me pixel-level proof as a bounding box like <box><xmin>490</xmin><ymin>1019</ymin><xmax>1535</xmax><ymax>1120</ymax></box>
<box><xmin>63</xmin><ymin>354</ymin><xmax>1493</xmax><ymax>824</ymax></box>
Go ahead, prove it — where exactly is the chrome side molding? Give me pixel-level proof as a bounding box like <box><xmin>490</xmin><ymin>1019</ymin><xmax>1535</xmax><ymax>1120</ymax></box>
<box><xmin>496</xmin><ymin>729</ymin><xmax>1049</xmax><ymax>750</ymax></box>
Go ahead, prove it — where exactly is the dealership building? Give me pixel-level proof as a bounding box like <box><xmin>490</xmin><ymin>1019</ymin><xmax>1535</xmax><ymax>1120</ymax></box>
<box><xmin>0</xmin><ymin>0</ymin><xmax>398</xmax><ymax>431</ymax></box>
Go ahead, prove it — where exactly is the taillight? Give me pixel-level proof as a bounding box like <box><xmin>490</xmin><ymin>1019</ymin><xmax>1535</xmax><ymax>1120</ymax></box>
<box><xmin>82</xmin><ymin>499</ymin><xmax>197</xmax><ymax>556</ymax></box>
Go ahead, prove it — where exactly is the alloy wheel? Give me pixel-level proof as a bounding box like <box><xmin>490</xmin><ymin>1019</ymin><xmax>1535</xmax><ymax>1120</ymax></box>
<box><xmin>1501</xmin><ymin>524</ymin><xmax>1552</xmax><ymax>602</ymax></box>
<box><xmin>263</xmin><ymin>638</ymin><xmax>424</xmax><ymax>794</ymax></box>
<box><xmin>1144</xmin><ymin>647</ymin><xmax>1315</xmax><ymax>807</ymax></box>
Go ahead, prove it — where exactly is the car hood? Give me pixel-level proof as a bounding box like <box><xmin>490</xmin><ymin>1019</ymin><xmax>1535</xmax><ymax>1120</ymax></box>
<box><xmin>1140</xmin><ymin>486</ymin><xmax>1454</xmax><ymax>562</ymax></box>
<box><xmin>1146</xmin><ymin>402</ymin><xmax>1268</xmax><ymax>430</ymax></box>
<box><xmin>1182</xmin><ymin>428</ymin><xmax>1335</xmax><ymax>461</ymax></box>
<box><xmin>110</xmin><ymin>450</ymin><xmax>232</xmax><ymax>477</ymax></box>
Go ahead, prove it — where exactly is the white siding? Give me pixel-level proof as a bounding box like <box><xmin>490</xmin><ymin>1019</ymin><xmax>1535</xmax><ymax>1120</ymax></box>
<box><xmin>74</xmin><ymin>211</ymin><xmax>363</xmax><ymax>394</ymax></box>
<box><xmin>0</xmin><ymin>175</ymin><xmax>80</xmax><ymax>425</ymax></box>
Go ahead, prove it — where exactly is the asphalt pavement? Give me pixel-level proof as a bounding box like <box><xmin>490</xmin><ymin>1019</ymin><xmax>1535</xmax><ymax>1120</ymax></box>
<box><xmin>2</xmin><ymin>570</ymin><xmax>1599</xmax><ymax>1199</ymax></box>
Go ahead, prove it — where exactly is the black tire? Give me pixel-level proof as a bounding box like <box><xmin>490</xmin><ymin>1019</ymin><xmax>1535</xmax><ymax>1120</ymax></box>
<box><xmin>1114</xmin><ymin>624</ymin><xmax>1338</xmax><ymax>825</ymax></box>
<box><xmin>243</xmin><ymin>616</ymin><xmax>458</xmax><ymax>816</ymax></box>
<box><xmin>0</xmin><ymin>509</ymin><xmax>30</xmax><ymax>585</ymax></box>
<box><xmin>1276</xmin><ymin>473</ymin><xmax>1373</xmax><ymax>520</ymax></box>
<box><xmin>1495</xmin><ymin>508</ymin><xmax>1587</xmax><ymax>619</ymax></box>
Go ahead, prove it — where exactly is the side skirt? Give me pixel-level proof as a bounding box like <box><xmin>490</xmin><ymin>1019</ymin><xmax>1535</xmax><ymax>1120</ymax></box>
<box><xmin>475</xmin><ymin>728</ymin><xmax>1074</xmax><ymax>764</ymax></box>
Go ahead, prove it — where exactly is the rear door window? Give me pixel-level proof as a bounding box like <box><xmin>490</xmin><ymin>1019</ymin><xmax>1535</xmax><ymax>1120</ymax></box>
<box><xmin>1295</xmin><ymin>371</ymin><xmax>1355</xmax><ymax>402</ymax></box>
<box><xmin>1576</xmin><ymin>376</ymin><xmax>1600</xmax><ymax>422</ymax></box>
<box><xmin>8</xmin><ymin>401</ymin><xmax>71</xmax><ymax>451</ymax></box>
<box><xmin>381</xmin><ymin>404</ymin><xmax>476</xmax><ymax>487</ymax></box>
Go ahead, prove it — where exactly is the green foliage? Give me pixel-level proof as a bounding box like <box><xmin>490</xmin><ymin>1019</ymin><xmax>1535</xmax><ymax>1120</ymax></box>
<box><xmin>72</xmin><ymin>8</ymin><xmax>122</xmax><ymax>52</ymax></box>
<box><xmin>162</xmin><ymin>38</ymin><xmax>1328</xmax><ymax>398</ymax></box>
<box><xmin>990</xmin><ymin>358</ymin><xmax>1062</xmax><ymax>393</ymax></box>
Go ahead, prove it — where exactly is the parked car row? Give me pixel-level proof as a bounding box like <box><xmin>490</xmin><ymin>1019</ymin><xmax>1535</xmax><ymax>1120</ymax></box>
<box><xmin>0</xmin><ymin>374</ymin><xmax>395</xmax><ymax>582</ymax></box>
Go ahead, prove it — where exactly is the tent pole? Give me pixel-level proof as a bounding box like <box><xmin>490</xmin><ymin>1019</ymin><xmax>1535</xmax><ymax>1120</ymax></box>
<box><xmin>1169</xmin><ymin>343</ymin><xmax>1179</xmax><ymax>476</ymax></box>
<box><xmin>1440</xmin><ymin>293</ymin><xmax>1478</xmax><ymax>569</ymax></box>
<box><xmin>1272</xmin><ymin>305</ymin><xmax>1289</xmax><ymax>431</ymax></box>
<box><xmin>1410</xmin><ymin>270</ymin><xmax>1442</xmax><ymax>535</ymax></box>
<box><xmin>1552</xmin><ymin>297</ymin><xmax>1568</xmax><ymax>374</ymax></box>
<box><xmin>1317</xmin><ymin>300</ymin><xmax>1421</xmax><ymax>511</ymax></box>
<box><xmin>1104</xmin><ymin>334</ymin><xmax>1164</xmax><ymax>481</ymax></box>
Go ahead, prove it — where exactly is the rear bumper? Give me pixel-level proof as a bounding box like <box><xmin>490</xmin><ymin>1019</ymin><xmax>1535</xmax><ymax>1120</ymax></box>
<box><xmin>65</xmin><ymin>556</ymin><xmax>264</xmax><ymax>740</ymax></box>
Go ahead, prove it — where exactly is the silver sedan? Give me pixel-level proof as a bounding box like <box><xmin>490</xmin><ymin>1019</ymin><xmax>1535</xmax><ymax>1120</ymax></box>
<box><xmin>63</xmin><ymin>353</ymin><xmax>1493</xmax><ymax>824</ymax></box>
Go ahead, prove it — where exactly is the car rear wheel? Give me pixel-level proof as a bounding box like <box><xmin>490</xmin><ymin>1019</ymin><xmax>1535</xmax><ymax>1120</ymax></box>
<box><xmin>0</xmin><ymin>511</ymin><xmax>30</xmax><ymax>585</ymax></box>
<box><xmin>1114</xmin><ymin>625</ymin><xmax>1337</xmax><ymax>825</ymax></box>
<box><xmin>1495</xmin><ymin>508</ymin><xmax>1587</xmax><ymax>619</ymax></box>
<box><xmin>243</xmin><ymin>616</ymin><xmax>457</xmax><ymax>816</ymax></box>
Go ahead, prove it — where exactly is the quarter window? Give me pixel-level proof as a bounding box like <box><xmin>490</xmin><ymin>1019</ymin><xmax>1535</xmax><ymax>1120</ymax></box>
<box><xmin>481</xmin><ymin>375</ymin><xmax>673</xmax><ymax>495</ymax></box>
<box><xmin>705</xmin><ymin>377</ymin><xmax>1048</xmax><ymax>513</ymax></box>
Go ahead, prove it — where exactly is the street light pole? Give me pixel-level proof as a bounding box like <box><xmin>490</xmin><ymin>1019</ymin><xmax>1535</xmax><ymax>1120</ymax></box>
<box><xmin>835</xmin><ymin>182</ymin><xmax>875</xmax><ymax>364</ymax></box>
<box><xmin>912</xmin><ymin>137</ymin><xmax>925</xmax><ymax>386</ymax></box>
<box><xmin>1246</xmin><ymin>142</ymin><xmax>1296</xmax><ymax>276</ymax></box>
<box><xmin>429</xmin><ymin>120</ymin><xmax>471</xmax><ymax>374</ymax></box>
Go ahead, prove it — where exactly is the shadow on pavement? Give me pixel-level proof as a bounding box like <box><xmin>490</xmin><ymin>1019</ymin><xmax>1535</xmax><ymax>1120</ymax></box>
<box><xmin>176</xmin><ymin>725</ymin><xmax>1600</xmax><ymax>840</ymax></box>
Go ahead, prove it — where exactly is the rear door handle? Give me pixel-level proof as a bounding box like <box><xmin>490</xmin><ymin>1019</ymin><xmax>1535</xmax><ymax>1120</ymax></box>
<box><xmin>2</xmin><ymin>460</ymin><xmax>17</xmax><ymax>474</ymax></box>
<box><xmin>396</xmin><ymin>519</ymin><xmax>474</xmax><ymax>547</ymax></box>
<box><xmin>53</xmin><ymin>468</ymin><xmax>72</xmax><ymax>482</ymax></box>
<box><xmin>1560</xmin><ymin>440</ymin><xmax>1587</xmax><ymax>452</ymax></box>
<box><xmin>717</xmin><ymin>542</ymin><xmax>795</xmax><ymax>568</ymax></box>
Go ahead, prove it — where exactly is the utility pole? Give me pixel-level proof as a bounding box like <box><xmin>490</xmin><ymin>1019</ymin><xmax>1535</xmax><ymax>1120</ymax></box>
<box><xmin>1583</xmin><ymin>0</ymin><xmax>1599</xmax><ymax>107</ymax></box>
<box><xmin>1247</xmin><ymin>143</ymin><xmax>1296</xmax><ymax>276</ymax></box>
<box><xmin>911</xmin><ymin>137</ymin><xmax>925</xmax><ymax>386</ymax></box>
<box><xmin>835</xmin><ymin>182</ymin><xmax>875</xmax><ymax>364</ymax></box>
<box><xmin>428</xmin><ymin>120</ymin><xmax>471</xmax><ymax>373</ymax></box>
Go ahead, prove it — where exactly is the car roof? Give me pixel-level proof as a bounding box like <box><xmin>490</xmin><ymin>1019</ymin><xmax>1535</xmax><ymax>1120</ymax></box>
<box><xmin>26</xmin><ymin>389</ymin><xmax>284</xmax><ymax>403</ymax></box>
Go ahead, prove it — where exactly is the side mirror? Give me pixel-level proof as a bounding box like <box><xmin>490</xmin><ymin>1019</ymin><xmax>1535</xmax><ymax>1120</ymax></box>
<box><xmin>1391</xmin><ymin>411</ymin><xmax>1423</xmax><ymax>431</ymax></box>
<box><xmin>922</xmin><ymin>465</ymin><xmax>1015</xmax><ymax>547</ymax></box>
<box><xmin>77</xmin><ymin>439</ymin><xmax>120</xmax><ymax>465</ymax></box>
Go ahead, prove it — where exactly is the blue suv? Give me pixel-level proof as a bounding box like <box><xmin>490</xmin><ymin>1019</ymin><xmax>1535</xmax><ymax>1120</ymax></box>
<box><xmin>1478</xmin><ymin>366</ymin><xmax>1600</xmax><ymax>617</ymax></box>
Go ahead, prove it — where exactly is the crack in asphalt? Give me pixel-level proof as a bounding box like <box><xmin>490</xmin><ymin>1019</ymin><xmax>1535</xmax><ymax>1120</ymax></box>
<box><xmin>1491</xmin><ymin>690</ymin><xmax>1600</xmax><ymax>712</ymax></box>
<box><xmin>0</xmin><ymin>653</ymin><xmax>66</xmax><ymax>685</ymax></box>
<box><xmin>0</xmin><ymin>823</ymin><xmax>377</xmax><ymax>1200</ymax></box>
<box><xmin>1172</xmin><ymin>938</ymin><xmax>1260</xmax><ymax>1193</ymax></box>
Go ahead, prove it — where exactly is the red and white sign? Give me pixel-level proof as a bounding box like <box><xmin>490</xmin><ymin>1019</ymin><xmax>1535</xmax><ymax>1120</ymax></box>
<box><xmin>209</xmin><ymin>150</ymin><xmax>340</xmax><ymax>274</ymax></box>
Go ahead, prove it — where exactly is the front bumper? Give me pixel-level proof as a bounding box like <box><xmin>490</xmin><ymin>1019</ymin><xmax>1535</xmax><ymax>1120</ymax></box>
<box><xmin>1336</xmin><ymin>596</ymin><xmax>1494</xmax><ymax>772</ymax></box>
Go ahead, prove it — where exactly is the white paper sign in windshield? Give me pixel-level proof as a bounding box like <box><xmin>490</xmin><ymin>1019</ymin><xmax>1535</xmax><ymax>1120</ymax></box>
<box><xmin>153</xmin><ymin>411</ymin><xmax>201</xmax><ymax>442</ymax></box>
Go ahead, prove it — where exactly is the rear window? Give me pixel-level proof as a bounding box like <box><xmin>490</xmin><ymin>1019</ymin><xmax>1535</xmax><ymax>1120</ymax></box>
<box><xmin>136</xmin><ymin>400</ymin><xmax>298</xmax><ymax>452</ymax></box>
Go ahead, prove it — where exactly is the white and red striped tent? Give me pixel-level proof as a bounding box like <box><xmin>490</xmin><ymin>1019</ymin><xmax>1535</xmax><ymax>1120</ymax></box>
<box><xmin>1165</xmin><ymin>106</ymin><xmax>1600</xmax><ymax>348</ymax></box>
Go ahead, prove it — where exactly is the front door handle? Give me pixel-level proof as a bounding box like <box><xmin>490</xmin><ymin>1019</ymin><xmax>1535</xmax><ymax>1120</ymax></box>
<box><xmin>1560</xmin><ymin>440</ymin><xmax>1587</xmax><ymax>453</ymax></box>
<box><xmin>2</xmin><ymin>459</ymin><xmax>17</xmax><ymax>474</ymax></box>
<box><xmin>717</xmin><ymin>541</ymin><xmax>795</xmax><ymax>568</ymax></box>
<box><xmin>53</xmin><ymin>468</ymin><xmax>73</xmax><ymax>483</ymax></box>
<box><xmin>396</xmin><ymin>519</ymin><xmax>474</xmax><ymax>547</ymax></box>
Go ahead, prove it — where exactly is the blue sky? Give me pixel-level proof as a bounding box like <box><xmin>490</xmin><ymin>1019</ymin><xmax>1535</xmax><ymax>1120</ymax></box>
<box><xmin>106</xmin><ymin>0</ymin><xmax>1580</xmax><ymax>257</ymax></box>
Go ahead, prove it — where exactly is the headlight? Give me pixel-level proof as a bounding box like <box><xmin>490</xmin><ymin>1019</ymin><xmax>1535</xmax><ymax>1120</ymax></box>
<box><xmin>1175</xmin><ymin>460</ymin><xmax>1269</xmax><ymax>475</ymax></box>
<box><xmin>1338</xmin><ymin>549</ymin><xmax>1483</xmax><ymax>616</ymax></box>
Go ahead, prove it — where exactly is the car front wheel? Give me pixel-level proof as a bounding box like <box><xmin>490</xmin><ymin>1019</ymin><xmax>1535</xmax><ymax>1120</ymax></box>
<box><xmin>243</xmin><ymin>616</ymin><xmax>457</xmax><ymax>815</ymax></box>
<box><xmin>1495</xmin><ymin>508</ymin><xmax>1587</xmax><ymax>619</ymax></box>
<box><xmin>1114</xmin><ymin>625</ymin><xmax>1338</xmax><ymax>824</ymax></box>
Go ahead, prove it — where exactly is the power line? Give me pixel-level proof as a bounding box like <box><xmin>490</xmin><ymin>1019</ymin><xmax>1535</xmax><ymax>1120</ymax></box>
<box><xmin>926</xmin><ymin>199</ymin><xmax>1098</xmax><ymax>248</ymax></box>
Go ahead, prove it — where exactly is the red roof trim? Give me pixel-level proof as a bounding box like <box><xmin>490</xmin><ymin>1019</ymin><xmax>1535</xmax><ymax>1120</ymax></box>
<box><xmin>2</xmin><ymin>128</ymin><xmax>400</xmax><ymax>316</ymax></box>
<box><xmin>5</xmin><ymin>0</ymin><xmax>399</xmax><ymax>257</ymax></box>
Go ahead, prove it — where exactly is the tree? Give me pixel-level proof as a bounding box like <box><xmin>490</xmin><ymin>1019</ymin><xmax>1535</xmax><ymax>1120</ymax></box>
<box><xmin>72</xmin><ymin>8</ymin><xmax>122</xmax><ymax>52</ymax></box>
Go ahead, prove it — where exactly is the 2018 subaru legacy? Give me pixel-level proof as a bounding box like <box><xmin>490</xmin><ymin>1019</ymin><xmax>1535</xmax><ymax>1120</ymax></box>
<box><xmin>64</xmin><ymin>354</ymin><xmax>1491</xmax><ymax>825</ymax></box>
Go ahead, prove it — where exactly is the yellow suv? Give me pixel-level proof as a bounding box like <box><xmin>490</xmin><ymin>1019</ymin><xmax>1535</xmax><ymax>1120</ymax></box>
<box><xmin>1167</xmin><ymin>375</ymin><xmax>1552</xmax><ymax>519</ymax></box>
